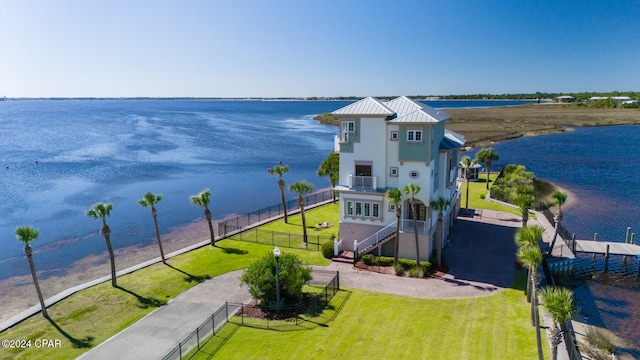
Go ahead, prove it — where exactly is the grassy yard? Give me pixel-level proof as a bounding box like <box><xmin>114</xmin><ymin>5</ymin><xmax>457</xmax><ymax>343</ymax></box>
<box><xmin>459</xmin><ymin>173</ymin><xmax>524</xmax><ymax>217</ymax></box>
<box><xmin>193</xmin><ymin>273</ymin><xmax>549</xmax><ymax>360</ymax></box>
<box><xmin>228</xmin><ymin>202</ymin><xmax>340</xmax><ymax>248</ymax></box>
<box><xmin>0</xmin><ymin>240</ymin><xmax>329</xmax><ymax>360</ymax></box>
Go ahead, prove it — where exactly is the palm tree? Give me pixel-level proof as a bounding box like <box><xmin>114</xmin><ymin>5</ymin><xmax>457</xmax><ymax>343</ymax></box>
<box><xmin>475</xmin><ymin>147</ymin><xmax>499</xmax><ymax>189</ymax></box>
<box><xmin>189</xmin><ymin>188</ymin><xmax>216</xmax><ymax>247</ymax></box>
<box><xmin>401</xmin><ymin>183</ymin><xmax>422</xmax><ymax>268</ymax></box>
<box><xmin>317</xmin><ymin>153</ymin><xmax>339</xmax><ymax>202</ymax></box>
<box><xmin>430</xmin><ymin>197</ymin><xmax>451</xmax><ymax>268</ymax></box>
<box><xmin>459</xmin><ymin>156</ymin><xmax>476</xmax><ymax>215</ymax></box>
<box><xmin>86</xmin><ymin>202</ymin><xmax>117</xmax><ymax>287</ymax></box>
<box><xmin>269</xmin><ymin>164</ymin><xmax>290</xmax><ymax>223</ymax></box>
<box><xmin>15</xmin><ymin>226</ymin><xmax>48</xmax><ymax>318</ymax></box>
<box><xmin>137</xmin><ymin>192</ymin><xmax>166</xmax><ymax>264</ymax></box>
<box><xmin>514</xmin><ymin>226</ymin><xmax>544</xmax><ymax>302</ymax></box>
<box><xmin>386</xmin><ymin>189</ymin><xmax>403</xmax><ymax>267</ymax></box>
<box><xmin>289</xmin><ymin>181</ymin><xmax>314</xmax><ymax>245</ymax></box>
<box><xmin>516</xmin><ymin>245</ymin><xmax>544</xmax><ymax>360</ymax></box>
<box><xmin>539</xmin><ymin>286</ymin><xmax>575</xmax><ymax>360</ymax></box>
<box><xmin>511</xmin><ymin>185</ymin><xmax>535</xmax><ymax>227</ymax></box>
<box><xmin>548</xmin><ymin>190</ymin><xmax>568</xmax><ymax>255</ymax></box>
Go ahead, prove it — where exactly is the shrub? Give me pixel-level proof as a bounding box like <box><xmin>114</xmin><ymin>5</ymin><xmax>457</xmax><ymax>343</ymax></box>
<box><xmin>240</xmin><ymin>251</ymin><xmax>312</xmax><ymax>307</ymax></box>
<box><xmin>377</xmin><ymin>256</ymin><xmax>394</xmax><ymax>267</ymax></box>
<box><xmin>398</xmin><ymin>258</ymin><xmax>416</xmax><ymax>270</ymax></box>
<box><xmin>361</xmin><ymin>254</ymin><xmax>376</xmax><ymax>266</ymax></box>
<box><xmin>583</xmin><ymin>326</ymin><xmax>616</xmax><ymax>359</ymax></box>
<box><xmin>393</xmin><ymin>263</ymin><xmax>405</xmax><ymax>276</ymax></box>
<box><xmin>321</xmin><ymin>241</ymin><xmax>334</xmax><ymax>259</ymax></box>
<box><xmin>408</xmin><ymin>265</ymin><xmax>425</xmax><ymax>278</ymax></box>
<box><xmin>479</xmin><ymin>193</ymin><xmax>486</xmax><ymax>200</ymax></box>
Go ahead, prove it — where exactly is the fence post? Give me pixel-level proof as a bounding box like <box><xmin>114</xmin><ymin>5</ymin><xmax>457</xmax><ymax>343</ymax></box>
<box><xmin>336</xmin><ymin>271</ymin><xmax>340</xmax><ymax>290</ymax></box>
<box><xmin>197</xmin><ymin>327</ymin><xmax>200</xmax><ymax>350</ymax></box>
<box><xmin>212</xmin><ymin>313</ymin><xmax>215</xmax><ymax>335</ymax></box>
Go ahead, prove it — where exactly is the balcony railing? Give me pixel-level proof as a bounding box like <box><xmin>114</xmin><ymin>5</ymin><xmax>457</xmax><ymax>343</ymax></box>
<box><xmin>349</xmin><ymin>175</ymin><xmax>377</xmax><ymax>189</ymax></box>
<box><xmin>402</xmin><ymin>219</ymin><xmax>426</xmax><ymax>234</ymax></box>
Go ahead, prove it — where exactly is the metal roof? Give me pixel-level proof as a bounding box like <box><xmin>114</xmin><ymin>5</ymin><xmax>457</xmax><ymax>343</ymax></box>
<box><xmin>331</xmin><ymin>97</ymin><xmax>395</xmax><ymax>117</ymax></box>
<box><xmin>331</xmin><ymin>96</ymin><xmax>451</xmax><ymax>124</ymax></box>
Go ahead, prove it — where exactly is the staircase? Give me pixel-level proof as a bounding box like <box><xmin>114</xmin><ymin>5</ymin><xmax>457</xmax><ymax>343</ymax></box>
<box><xmin>332</xmin><ymin>250</ymin><xmax>355</xmax><ymax>264</ymax></box>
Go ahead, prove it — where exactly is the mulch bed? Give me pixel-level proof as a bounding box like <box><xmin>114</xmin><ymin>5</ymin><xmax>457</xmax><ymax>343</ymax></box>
<box><xmin>236</xmin><ymin>294</ymin><xmax>315</xmax><ymax>320</ymax></box>
<box><xmin>354</xmin><ymin>261</ymin><xmax>450</xmax><ymax>278</ymax></box>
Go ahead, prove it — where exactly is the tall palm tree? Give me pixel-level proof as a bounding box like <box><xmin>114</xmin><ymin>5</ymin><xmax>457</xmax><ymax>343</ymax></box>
<box><xmin>386</xmin><ymin>189</ymin><xmax>403</xmax><ymax>267</ymax></box>
<box><xmin>137</xmin><ymin>192</ymin><xmax>166</xmax><ymax>264</ymax></box>
<box><xmin>430</xmin><ymin>197</ymin><xmax>451</xmax><ymax>268</ymax></box>
<box><xmin>189</xmin><ymin>188</ymin><xmax>216</xmax><ymax>247</ymax></box>
<box><xmin>511</xmin><ymin>185</ymin><xmax>535</xmax><ymax>227</ymax></box>
<box><xmin>459</xmin><ymin>156</ymin><xmax>476</xmax><ymax>215</ymax></box>
<box><xmin>517</xmin><ymin>245</ymin><xmax>544</xmax><ymax>360</ymax></box>
<box><xmin>514</xmin><ymin>226</ymin><xmax>544</xmax><ymax>302</ymax></box>
<box><xmin>289</xmin><ymin>181</ymin><xmax>314</xmax><ymax>244</ymax></box>
<box><xmin>269</xmin><ymin>164</ymin><xmax>290</xmax><ymax>223</ymax></box>
<box><xmin>317</xmin><ymin>153</ymin><xmax>339</xmax><ymax>203</ymax></box>
<box><xmin>86</xmin><ymin>202</ymin><xmax>117</xmax><ymax>287</ymax></box>
<box><xmin>539</xmin><ymin>286</ymin><xmax>575</xmax><ymax>360</ymax></box>
<box><xmin>548</xmin><ymin>190</ymin><xmax>568</xmax><ymax>255</ymax></box>
<box><xmin>401</xmin><ymin>183</ymin><xmax>421</xmax><ymax>267</ymax></box>
<box><xmin>475</xmin><ymin>147</ymin><xmax>499</xmax><ymax>189</ymax></box>
<box><xmin>15</xmin><ymin>226</ymin><xmax>48</xmax><ymax>318</ymax></box>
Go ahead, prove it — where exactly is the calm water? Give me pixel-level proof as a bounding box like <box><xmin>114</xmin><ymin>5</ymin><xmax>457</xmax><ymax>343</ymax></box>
<box><xmin>467</xmin><ymin>125</ymin><xmax>640</xmax><ymax>355</ymax></box>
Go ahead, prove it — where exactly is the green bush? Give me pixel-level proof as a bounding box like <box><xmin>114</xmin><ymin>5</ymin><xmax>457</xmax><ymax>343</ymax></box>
<box><xmin>479</xmin><ymin>193</ymin><xmax>486</xmax><ymax>200</ymax></box>
<box><xmin>321</xmin><ymin>240</ymin><xmax>334</xmax><ymax>259</ymax></box>
<box><xmin>240</xmin><ymin>251</ymin><xmax>312</xmax><ymax>307</ymax></box>
<box><xmin>393</xmin><ymin>263</ymin><xmax>405</xmax><ymax>276</ymax></box>
<box><xmin>377</xmin><ymin>256</ymin><xmax>394</xmax><ymax>267</ymax></box>
<box><xmin>398</xmin><ymin>258</ymin><xmax>416</xmax><ymax>270</ymax></box>
<box><xmin>361</xmin><ymin>254</ymin><xmax>376</xmax><ymax>266</ymax></box>
<box><xmin>408</xmin><ymin>265</ymin><xmax>425</xmax><ymax>278</ymax></box>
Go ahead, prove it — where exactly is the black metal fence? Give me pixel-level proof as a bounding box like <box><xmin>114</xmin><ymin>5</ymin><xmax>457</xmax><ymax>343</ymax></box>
<box><xmin>218</xmin><ymin>189</ymin><xmax>334</xmax><ymax>237</ymax></box>
<box><xmin>162</xmin><ymin>302</ymin><xmax>242</xmax><ymax>360</ymax></box>
<box><xmin>226</xmin><ymin>227</ymin><xmax>332</xmax><ymax>251</ymax></box>
<box><xmin>542</xmin><ymin>209</ymin><xmax>576</xmax><ymax>252</ymax></box>
<box><xmin>230</xmin><ymin>270</ymin><xmax>340</xmax><ymax>329</ymax></box>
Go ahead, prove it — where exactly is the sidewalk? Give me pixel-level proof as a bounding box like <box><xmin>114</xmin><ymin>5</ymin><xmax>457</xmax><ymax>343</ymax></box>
<box><xmin>77</xmin><ymin>270</ymin><xmax>251</xmax><ymax>360</ymax></box>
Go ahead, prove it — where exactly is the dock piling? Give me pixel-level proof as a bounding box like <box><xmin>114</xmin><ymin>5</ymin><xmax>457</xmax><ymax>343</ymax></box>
<box><xmin>604</xmin><ymin>244</ymin><xmax>610</xmax><ymax>273</ymax></box>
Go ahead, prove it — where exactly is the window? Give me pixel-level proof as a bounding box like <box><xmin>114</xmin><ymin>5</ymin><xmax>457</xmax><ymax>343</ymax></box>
<box><xmin>407</xmin><ymin>130</ymin><xmax>422</xmax><ymax>142</ymax></box>
<box><xmin>345</xmin><ymin>199</ymin><xmax>382</xmax><ymax>219</ymax></box>
<box><xmin>390</xmin><ymin>167</ymin><xmax>398</xmax><ymax>177</ymax></box>
<box><xmin>341</xmin><ymin>121</ymin><xmax>355</xmax><ymax>142</ymax></box>
<box><xmin>355</xmin><ymin>164</ymin><xmax>372</xmax><ymax>176</ymax></box>
<box><xmin>409</xmin><ymin>170</ymin><xmax>420</xmax><ymax>179</ymax></box>
<box><xmin>389</xmin><ymin>203</ymin><xmax>396</xmax><ymax>212</ymax></box>
<box><xmin>390</xmin><ymin>131</ymin><xmax>399</xmax><ymax>140</ymax></box>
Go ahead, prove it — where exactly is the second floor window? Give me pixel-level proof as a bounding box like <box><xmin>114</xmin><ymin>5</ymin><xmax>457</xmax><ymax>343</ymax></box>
<box><xmin>407</xmin><ymin>130</ymin><xmax>422</xmax><ymax>142</ymax></box>
<box><xmin>341</xmin><ymin>121</ymin><xmax>355</xmax><ymax>142</ymax></box>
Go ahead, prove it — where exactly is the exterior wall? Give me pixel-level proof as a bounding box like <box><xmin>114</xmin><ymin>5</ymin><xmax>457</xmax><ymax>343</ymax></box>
<box><xmin>339</xmin><ymin>221</ymin><xmax>386</xmax><ymax>251</ymax></box>
<box><xmin>385</xmin><ymin>124</ymin><xmax>401</xmax><ymax>189</ymax></box>
<box><xmin>338</xmin><ymin>117</ymin><xmax>387</xmax><ymax>190</ymax></box>
<box><xmin>398</xmin><ymin>125</ymin><xmax>429</xmax><ymax>162</ymax></box>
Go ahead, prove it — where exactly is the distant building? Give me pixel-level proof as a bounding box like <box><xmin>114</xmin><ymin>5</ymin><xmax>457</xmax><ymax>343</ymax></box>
<box><xmin>556</xmin><ymin>95</ymin><xmax>575</xmax><ymax>103</ymax></box>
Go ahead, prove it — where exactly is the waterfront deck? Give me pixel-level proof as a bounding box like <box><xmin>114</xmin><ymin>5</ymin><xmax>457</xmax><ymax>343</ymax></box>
<box><xmin>574</xmin><ymin>240</ymin><xmax>640</xmax><ymax>256</ymax></box>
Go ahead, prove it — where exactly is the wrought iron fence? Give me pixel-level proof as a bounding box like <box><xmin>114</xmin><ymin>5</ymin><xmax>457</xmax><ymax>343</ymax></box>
<box><xmin>226</xmin><ymin>227</ymin><xmax>332</xmax><ymax>251</ymax></box>
<box><xmin>218</xmin><ymin>189</ymin><xmax>335</xmax><ymax>237</ymax></box>
<box><xmin>230</xmin><ymin>270</ymin><xmax>340</xmax><ymax>329</ymax></box>
<box><xmin>162</xmin><ymin>302</ymin><xmax>242</xmax><ymax>360</ymax></box>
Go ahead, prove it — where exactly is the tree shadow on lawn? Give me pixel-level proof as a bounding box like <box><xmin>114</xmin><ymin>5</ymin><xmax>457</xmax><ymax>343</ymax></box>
<box><xmin>114</xmin><ymin>285</ymin><xmax>167</xmax><ymax>309</ymax></box>
<box><xmin>164</xmin><ymin>263</ymin><xmax>211</xmax><ymax>284</ymax></box>
<box><xmin>218</xmin><ymin>246</ymin><xmax>249</xmax><ymax>255</ymax></box>
<box><xmin>46</xmin><ymin>317</ymin><xmax>95</xmax><ymax>348</ymax></box>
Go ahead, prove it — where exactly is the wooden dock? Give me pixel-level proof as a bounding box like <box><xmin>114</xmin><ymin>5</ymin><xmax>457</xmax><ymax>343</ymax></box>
<box><xmin>574</xmin><ymin>240</ymin><xmax>640</xmax><ymax>256</ymax></box>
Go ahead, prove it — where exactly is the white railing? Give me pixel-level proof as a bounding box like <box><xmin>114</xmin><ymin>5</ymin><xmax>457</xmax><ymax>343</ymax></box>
<box><xmin>356</xmin><ymin>223</ymin><xmax>397</xmax><ymax>256</ymax></box>
<box><xmin>402</xmin><ymin>219</ymin><xmax>427</xmax><ymax>234</ymax></box>
<box><xmin>333</xmin><ymin>238</ymin><xmax>343</xmax><ymax>257</ymax></box>
<box><xmin>349</xmin><ymin>175</ymin><xmax>377</xmax><ymax>189</ymax></box>
<box><xmin>333</xmin><ymin>135</ymin><xmax>340</xmax><ymax>153</ymax></box>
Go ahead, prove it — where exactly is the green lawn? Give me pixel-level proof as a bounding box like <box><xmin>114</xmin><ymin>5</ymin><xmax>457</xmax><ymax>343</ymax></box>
<box><xmin>460</xmin><ymin>174</ymin><xmax>525</xmax><ymax>217</ymax></box>
<box><xmin>228</xmin><ymin>202</ymin><xmax>340</xmax><ymax>248</ymax></box>
<box><xmin>192</xmin><ymin>273</ymin><xmax>548</xmax><ymax>360</ymax></box>
<box><xmin>0</xmin><ymin>240</ymin><xmax>329</xmax><ymax>360</ymax></box>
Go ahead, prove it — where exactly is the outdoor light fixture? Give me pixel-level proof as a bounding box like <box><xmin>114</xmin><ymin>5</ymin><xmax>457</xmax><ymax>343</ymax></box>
<box><xmin>274</xmin><ymin>246</ymin><xmax>281</xmax><ymax>312</ymax></box>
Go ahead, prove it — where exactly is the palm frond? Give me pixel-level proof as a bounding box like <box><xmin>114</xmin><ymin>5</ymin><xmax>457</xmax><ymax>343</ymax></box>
<box><xmin>15</xmin><ymin>226</ymin><xmax>40</xmax><ymax>245</ymax></box>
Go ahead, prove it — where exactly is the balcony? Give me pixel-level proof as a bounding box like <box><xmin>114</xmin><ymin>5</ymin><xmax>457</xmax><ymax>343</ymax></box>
<box><xmin>402</xmin><ymin>219</ymin><xmax>427</xmax><ymax>234</ymax></box>
<box><xmin>349</xmin><ymin>175</ymin><xmax>377</xmax><ymax>190</ymax></box>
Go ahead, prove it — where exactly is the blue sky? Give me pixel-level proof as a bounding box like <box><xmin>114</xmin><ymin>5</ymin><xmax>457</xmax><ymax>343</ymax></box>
<box><xmin>1</xmin><ymin>0</ymin><xmax>638</xmax><ymax>97</ymax></box>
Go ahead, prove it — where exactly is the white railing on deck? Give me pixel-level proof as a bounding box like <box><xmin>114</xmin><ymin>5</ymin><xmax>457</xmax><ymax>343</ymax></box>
<box><xmin>349</xmin><ymin>175</ymin><xmax>377</xmax><ymax>189</ymax></box>
<box><xmin>356</xmin><ymin>223</ymin><xmax>397</xmax><ymax>256</ymax></box>
<box><xmin>402</xmin><ymin>219</ymin><xmax>426</xmax><ymax>234</ymax></box>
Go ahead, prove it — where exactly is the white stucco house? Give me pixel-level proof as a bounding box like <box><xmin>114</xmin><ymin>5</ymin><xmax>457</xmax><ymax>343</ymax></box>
<box><xmin>331</xmin><ymin>96</ymin><xmax>465</xmax><ymax>261</ymax></box>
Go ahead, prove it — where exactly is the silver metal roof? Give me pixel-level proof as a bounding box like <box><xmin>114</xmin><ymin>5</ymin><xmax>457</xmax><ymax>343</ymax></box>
<box><xmin>331</xmin><ymin>97</ymin><xmax>395</xmax><ymax>117</ymax></box>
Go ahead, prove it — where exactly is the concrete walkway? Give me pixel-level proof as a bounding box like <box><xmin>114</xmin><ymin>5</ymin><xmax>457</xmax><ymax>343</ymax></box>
<box><xmin>77</xmin><ymin>270</ymin><xmax>252</xmax><ymax>360</ymax></box>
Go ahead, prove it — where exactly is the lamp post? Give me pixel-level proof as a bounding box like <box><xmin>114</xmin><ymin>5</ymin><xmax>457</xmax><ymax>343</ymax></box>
<box><xmin>273</xmin><ymin>246</ymin><xmax>281</xmax><ymax>312</ymax></box>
